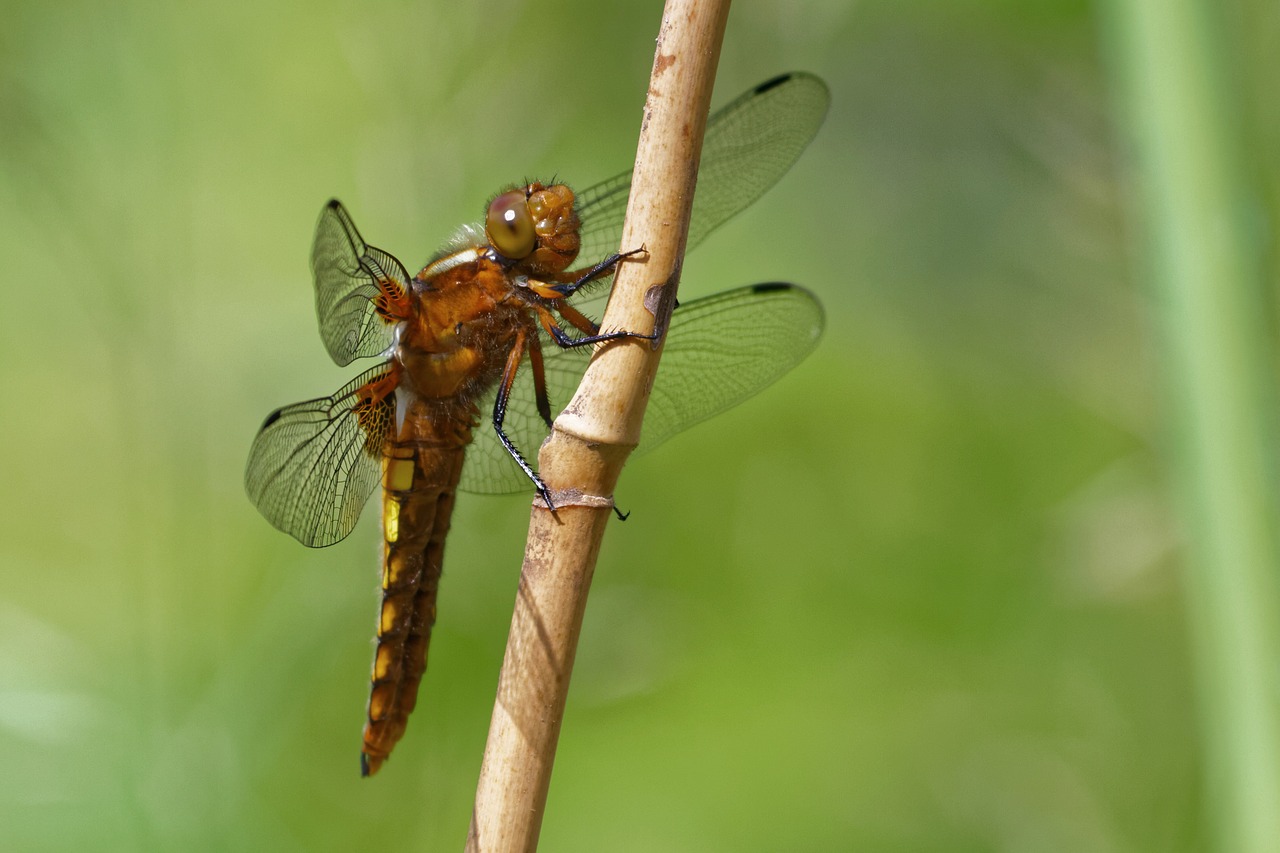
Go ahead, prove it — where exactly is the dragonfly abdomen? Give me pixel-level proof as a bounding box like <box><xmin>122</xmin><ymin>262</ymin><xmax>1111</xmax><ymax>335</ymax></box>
<box><xmin>361</xmin><ymin>435</ymin><xmax>468</xmax><ymax>776</ymax></box>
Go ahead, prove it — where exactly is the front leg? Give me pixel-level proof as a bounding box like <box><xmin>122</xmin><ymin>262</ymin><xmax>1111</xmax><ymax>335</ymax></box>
<box><xmin>524</xmin><ymin>246</ymin><xmax>646</xmax><ymax>301</ymax></box>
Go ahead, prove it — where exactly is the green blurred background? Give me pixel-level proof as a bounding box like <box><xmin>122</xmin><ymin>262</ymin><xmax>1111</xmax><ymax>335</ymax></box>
<box><xmin>2</xmin><ymin>0</ymin><xmax>1277</xmax><ymax>849</ymax></box>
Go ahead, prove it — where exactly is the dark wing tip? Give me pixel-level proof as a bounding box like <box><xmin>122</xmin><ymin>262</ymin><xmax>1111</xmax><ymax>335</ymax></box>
<box><xmin>324</xmin><ymin>198</ymin><xmax>344</xmax><ymax>211</ymax></box>
<box><xmin>751</xmin><ymin>72</ymin><xmax>830</xmax><ymax>112</ymax></box>
<box><xmin>748</xmin><ymin>282</ymin><xmax>826</xmax><ymax>337</ymax></box>
<box><xmin>753</xmin><ymin>73</ymin><xmax>792</xmax><ymax>95</ymax></box>
<box><xmin>750</xmin><ymin>281</ymin><xmax>794</xmax><ymax>294</ymax></box>
<box><xmin>259</xmin><ymin>407</ymin><xmax>285</xmax><ymax>432</ymax></box>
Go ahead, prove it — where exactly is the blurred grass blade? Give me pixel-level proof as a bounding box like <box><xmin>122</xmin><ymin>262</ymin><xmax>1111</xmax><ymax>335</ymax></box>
<box><xmin>1102</xmin><ymin>1</ymin><xmax>1280</xmax><ymax>849</ymax></box>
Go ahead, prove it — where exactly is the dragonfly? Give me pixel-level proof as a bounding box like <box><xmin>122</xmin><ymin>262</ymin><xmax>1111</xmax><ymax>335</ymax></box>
<box><xmin>245</xmin><ymin>72</ymin><xmax>829</xmax><ymax>776</ymax></box>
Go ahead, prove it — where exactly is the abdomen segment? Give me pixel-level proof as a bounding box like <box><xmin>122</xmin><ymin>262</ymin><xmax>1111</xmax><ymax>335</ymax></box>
<box><xmin>361</xmin><ymin>437</ymin><xmax>466</xmax><ymax>776</ymax></box>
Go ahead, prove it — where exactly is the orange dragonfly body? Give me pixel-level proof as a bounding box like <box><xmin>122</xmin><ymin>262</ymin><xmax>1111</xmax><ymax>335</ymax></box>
<box><xmin>246</xmin><ymin>73</ymin><xmax>829</xmax><ymax>775</ymax></box>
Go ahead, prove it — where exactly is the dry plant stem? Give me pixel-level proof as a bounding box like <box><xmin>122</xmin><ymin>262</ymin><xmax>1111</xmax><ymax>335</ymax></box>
<box><xmin>465</xmin><ymin>0</ymin><xmax>730</xmax><ymax>850</ymax></box>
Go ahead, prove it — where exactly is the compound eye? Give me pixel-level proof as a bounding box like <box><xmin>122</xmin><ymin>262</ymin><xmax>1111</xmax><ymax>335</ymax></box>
<box><xmin>485</xmin><ymin>190</ymin><xmax>536</xmax><ymax>259</ymax></box>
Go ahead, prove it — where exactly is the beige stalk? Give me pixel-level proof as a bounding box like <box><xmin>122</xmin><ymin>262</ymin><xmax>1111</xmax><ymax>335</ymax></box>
<box><xmin>465</xmin><ymin>0</ymin><xmax>732</xmax><ymax>849</ymax></box>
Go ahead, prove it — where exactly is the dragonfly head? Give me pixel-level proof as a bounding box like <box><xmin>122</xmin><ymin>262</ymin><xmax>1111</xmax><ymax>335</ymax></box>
<box><xmin>484</xmin><ymin>182</ymin><xmax>580</xmax><ymax>273</ymax></box>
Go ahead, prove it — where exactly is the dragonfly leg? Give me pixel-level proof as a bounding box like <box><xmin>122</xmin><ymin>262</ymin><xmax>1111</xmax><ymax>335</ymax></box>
<box><xmin>547</xmin><ymin>322</ymin><xmax>662</xmax><ymax>351</ymax></box>
<box><xmin>555</xmin><ymin>301</ymin><xmax>599</xmax><ymax>337</ymax></box>
<box><xmin>493</xmin><ymin>328</ymin><xmax>555</xmax><ymax>509</ymax></box>
<box><xmin>532</xmin><ymin>302</ymin><xmax>664</xmax><ymax>351</ymax></box>
<box><xmin>547</xmin><ymin>246</ymin><xmax>646</xmax><ymax>298</ymax></box>
<box><xmin>526</xmin><ymin>333</ymin><xmax>554</xmax><ymax>429</ymax></box>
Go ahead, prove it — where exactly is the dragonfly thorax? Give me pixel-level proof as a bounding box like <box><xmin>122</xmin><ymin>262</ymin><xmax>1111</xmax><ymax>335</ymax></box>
<box><xmin>394</xmin><ymin>256</ymin><xmax>534</xmax><ymax>406</ymax></box>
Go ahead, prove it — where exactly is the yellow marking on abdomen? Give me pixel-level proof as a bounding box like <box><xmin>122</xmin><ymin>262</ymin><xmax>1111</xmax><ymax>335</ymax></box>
<box><xmin>380</xmin><ymin>596</ymin><xmax>403</xmax><ymax>636</ymax></box>
<box><xmin>385</xmin><ymin>456</ymin><xmax>414</xmax><ymax>492</ymax></box>
<box><xmin>384</xmin><ymin>499</ymin><xmax>400</xmax><ymax>544</ymax></box>
<box><xmin>368</xmin><ymin>681</ymin><xmax>394</xmax><ymax>721</ymax></box>
<box><xmin>383</xmin><ymin>550</ymin><xmax>414</xmax><ymax>591</ymax></box>
<box><xmin>373</xmin><ymin>642</ymin><xmax>396</xmax><ymax>682</ymax></box>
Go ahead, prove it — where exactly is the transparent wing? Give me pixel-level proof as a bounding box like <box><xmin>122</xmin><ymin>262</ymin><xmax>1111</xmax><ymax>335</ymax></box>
<box><xmin>245</xmin><ymin>363</ymin><xmax>397</xmax><ymax>547</ymax></box>
<box><xmin>459</xmin><ymin>283</ymin><xmax>824</xmax><ymax>494</ymax></box>
<box><xmin>640</xmin><ymin>283</ymin><xmax>824</xmax><ymax>448</ymax></box>
<box><xmin>458</xmin><ymin>334</ymin><xmax>593</xmax><ymax>495</ymax></box>
<box><xmin>312</xmin><ymin>200</ymin><xmax>412</xmax><ymax>367</ymax></box>
<box><xmin>574</xmin><ymin>72</ymin><xmax>830</xmax><ymax>266</ymax></box>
